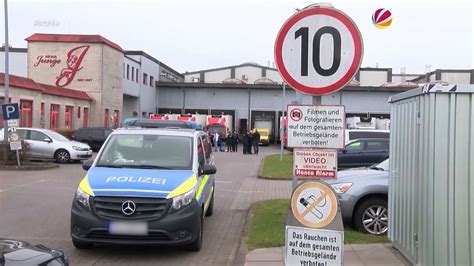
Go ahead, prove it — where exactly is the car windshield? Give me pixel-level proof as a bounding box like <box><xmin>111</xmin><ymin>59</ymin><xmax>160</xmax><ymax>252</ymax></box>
<box><xmin>46</xmin><ymin>130</ymin><xmax>70</xmax><ymax>141</ymax></box>
<box><xmin>96</xmin><ymin>134</ymin><xmax>193</xmax><ymax>170</ymax></box>
<box><xmin>259</xmin><ymin>131</ymin><xmax>268</xmax><ymax>136</ymax></box>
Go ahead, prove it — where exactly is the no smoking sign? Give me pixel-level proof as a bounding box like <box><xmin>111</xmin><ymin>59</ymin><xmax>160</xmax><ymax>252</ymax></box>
<box><xmin>275</xmin><ymin>6</ymin><xmax>363</xmax><ymax>95</ymax></box>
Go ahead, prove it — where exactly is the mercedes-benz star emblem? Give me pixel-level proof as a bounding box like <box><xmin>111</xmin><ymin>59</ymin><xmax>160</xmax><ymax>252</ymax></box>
<box><xmin>121</xmin><ymin>200</ymin><xmax>136</xmax><ymax>216</ymax></box>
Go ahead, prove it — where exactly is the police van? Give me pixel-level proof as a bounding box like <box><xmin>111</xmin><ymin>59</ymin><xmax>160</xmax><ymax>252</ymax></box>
<box><xmin>70</xmin><ymin>128</ymin><xmax>216</xmax><ymax>251</ymax></box>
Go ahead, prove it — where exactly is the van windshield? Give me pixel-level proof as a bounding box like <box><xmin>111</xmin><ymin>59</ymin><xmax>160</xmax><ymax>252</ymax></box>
<box><xmin>96</xmin><ymin>134</ymin><xmax>193</xmax><ymax>170</ymax></box>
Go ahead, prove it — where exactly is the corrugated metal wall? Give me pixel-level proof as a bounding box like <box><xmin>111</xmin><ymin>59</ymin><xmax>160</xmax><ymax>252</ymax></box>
<box><xmin>389</xmin><ymin>95</ymin><xmax>419</xmax><ymax>264</ymax></box>
<box><xmin>389</xmin><ymin>86</ymin><xmax>474</xmax><ymax>265</ymax></box>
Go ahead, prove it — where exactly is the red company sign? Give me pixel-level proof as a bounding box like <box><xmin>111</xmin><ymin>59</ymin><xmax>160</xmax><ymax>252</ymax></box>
<box><xmin>293</xmin><ymin>149</ymin><xmax>338</xmax><ymax>179</ymax></box>
<box><xmin>33</xmin><ymin>45</ymin><xmax>91</xmax><ymax>87</ymax></box>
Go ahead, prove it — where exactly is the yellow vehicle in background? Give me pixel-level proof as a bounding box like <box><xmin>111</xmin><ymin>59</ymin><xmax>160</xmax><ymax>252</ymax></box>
<box><xmin>255</xmin><ymin>128</ymin><xmax>270</xmax><ymax>146</ymax></box>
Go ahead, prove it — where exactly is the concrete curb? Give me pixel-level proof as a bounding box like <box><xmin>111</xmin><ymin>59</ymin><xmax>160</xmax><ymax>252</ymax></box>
<box><xmin>234</xmin><ymin>201</ymin><xmax>255</xmax><ymax>265</ymax></box>
<box><xmin>0</xmin><ymin>163</ymin><xmax>59</xmax><ymax>171</ymax></box>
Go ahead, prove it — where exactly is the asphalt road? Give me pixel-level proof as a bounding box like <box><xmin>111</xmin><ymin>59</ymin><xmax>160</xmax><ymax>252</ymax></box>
<box><xmin>0</xmin><ymin>145</ymin><xmax>290</xmax><ymax>265</ymax></box>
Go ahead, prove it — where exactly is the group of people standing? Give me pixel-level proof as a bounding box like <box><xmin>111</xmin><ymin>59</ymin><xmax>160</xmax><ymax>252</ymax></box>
<box><xmin>207</xmin><ymin>129</ymin><xmax>261</xmax><ymax>154</ymax></box>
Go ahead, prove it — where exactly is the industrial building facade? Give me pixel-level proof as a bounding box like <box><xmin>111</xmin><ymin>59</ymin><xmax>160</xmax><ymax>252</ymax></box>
<box><xmin>2</xmin><ymin>33</ymin><xmax>474</xmax><ymax>140</ymax></box>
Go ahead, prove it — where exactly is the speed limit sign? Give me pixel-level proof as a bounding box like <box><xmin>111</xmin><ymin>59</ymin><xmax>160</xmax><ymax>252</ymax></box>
<box><xmin>275</xmin><ymin>6</ymin><xmax>363</xmax><ymax>95</ymax></box>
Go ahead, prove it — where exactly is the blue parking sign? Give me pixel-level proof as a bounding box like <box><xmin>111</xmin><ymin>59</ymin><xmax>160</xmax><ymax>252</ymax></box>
<box><xmin>1</xmin><ymin>103</ymin><xmax>20</xmax><ymax>120</ymax></box>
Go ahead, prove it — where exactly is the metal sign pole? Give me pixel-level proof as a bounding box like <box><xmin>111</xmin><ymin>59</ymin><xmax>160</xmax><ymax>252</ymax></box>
<box><xmin>3</xmin><ymin>0</ymin><xmax>11</xmax><ymax>164</ymax></box>
<box><xmin>280</xmin><ymin>82</ymin><xmax>286</xmax><ymax>161</ymax></box>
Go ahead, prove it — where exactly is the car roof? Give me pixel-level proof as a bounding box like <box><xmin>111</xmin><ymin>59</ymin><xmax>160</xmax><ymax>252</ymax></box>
<box><xmin>349</xmin><ymin>138</ymin><xmax>389</xmax><ymax>142</ymax></box>
<box><xmin>111</xmin><ymin>127</ymin><xmax>201</xmax><ymax>137</ymax></box>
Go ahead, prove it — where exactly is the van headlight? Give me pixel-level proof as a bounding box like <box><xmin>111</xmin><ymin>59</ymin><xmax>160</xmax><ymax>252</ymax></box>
<box><xmin>171</xmin><ymin>187</ymin><xmax>196</xmax><ymax>211</ymax></box>
<box><xmin>75</xmin><ymin>187</ymin><xmax>91</xmax><ymax>210</ymax></box>
<box><xmin>331</xmin><ymin>183</ymin><xmax>353</xmax><ymax>194</ymax></box>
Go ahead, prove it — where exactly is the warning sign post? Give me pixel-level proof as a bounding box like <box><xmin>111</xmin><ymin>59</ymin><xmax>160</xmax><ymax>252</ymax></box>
<box><xmin>286</xmin><ymin>226</ymin><xmax>343</xmax><ymax>266</ymax></box>
<box><xmin>294</xmin><ymin>149</ymin><xmax>337</xmax><ymax>179</ymax></box>
<box><xmin>285</xmin><ymin>181</ymin><xmax>344</xmax><ymax>266</ymax></box>
<box><xmin>287</xmin><ymin>105</ymin><xmax>345</xmax><ymax>149</ymax></box>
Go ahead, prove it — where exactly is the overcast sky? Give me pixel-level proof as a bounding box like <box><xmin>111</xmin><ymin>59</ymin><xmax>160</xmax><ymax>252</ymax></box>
<box><xmin>1</xmin><ymin>0</ymin><xmax>473</xmax><ymax>74</ymax></box>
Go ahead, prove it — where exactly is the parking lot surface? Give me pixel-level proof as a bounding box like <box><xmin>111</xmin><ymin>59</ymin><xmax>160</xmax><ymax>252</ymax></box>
<box><xmin>0</xmin><ymin>145</ymin><xmax>291</xmax><ymax>265</ymax></box>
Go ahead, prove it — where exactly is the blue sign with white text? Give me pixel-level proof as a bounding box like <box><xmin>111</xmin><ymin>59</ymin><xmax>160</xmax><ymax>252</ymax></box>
<box><xmin>1</xmin><ymin>103</ymin><xmax>20</xmax><ymax>120</ymax></box>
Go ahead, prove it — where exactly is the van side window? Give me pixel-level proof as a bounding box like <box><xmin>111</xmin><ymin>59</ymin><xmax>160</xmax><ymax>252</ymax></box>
<box><xmin>198</xmin><ymin>140</ymin><xmax>205</xmax><ymax>168</ymax></box>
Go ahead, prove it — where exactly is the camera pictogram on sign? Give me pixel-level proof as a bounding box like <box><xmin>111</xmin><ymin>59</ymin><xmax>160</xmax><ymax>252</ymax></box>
<box><xmin>290</xmin><ymin>108</ymin><xmax>303</xmax><ymax>121</ymax></box>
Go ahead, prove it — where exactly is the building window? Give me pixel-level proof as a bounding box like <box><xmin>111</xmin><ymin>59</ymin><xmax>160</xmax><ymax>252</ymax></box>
<box><xmin>40</xmin><ymin>102</ymin><xmax>45</xmax><ymax>128</ymax></box>
<box><xmin>50</xmin><ymin>104</ymin><xmax>60</xmax><ymax>130</ymax></box>
<box><xmin>65</xmin><ymin>105</ymin><xmax>73</xmax><ymax>130</ymax></box>
<box><xmin>20</xmin><ymin>99</ymin><xmax>33</xmax><ymax>127</ymax></box>
<box><xmin>104</xmin><ymin>108</ymin><xmax>110</xmax><ymax>128</ymax></box>
<box><xmin>150</xmin><ymin>76</ymin><xmax>154</xmax><ymax>87</ymax></box>
<box><xmin>132</xmin><ymin>67</ymin><xmax>135</xmax><ymax>81</ymax></box>
<box><xmin>143</xmin><ymin>73</ymin><xmax>148</xmax><ymax>85</ymax></box>
<box><xmin>136</xmin><ymin>69</ymin><xmax>139</xmax><ymax>83</ymax></box>
<box><xmin>127</xmin><ymin>65</ymin><xmax>130</xmax><ymax>79</ymax></box>
<box><xmin>83</xmin><ymin>107</ymin><xmax>89</xmax><ymax>128</ymax></box>
<box><xmin>77</xmin><ymin>106</ymin><xmax>81</xmax><ymax>118</ymax></box>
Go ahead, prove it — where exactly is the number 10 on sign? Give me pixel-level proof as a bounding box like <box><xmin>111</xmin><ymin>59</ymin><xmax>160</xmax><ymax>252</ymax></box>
<box><xmin>275</xmin><ymin>6</ymin><xmax>363</xmax><ymax>96</ymax></box>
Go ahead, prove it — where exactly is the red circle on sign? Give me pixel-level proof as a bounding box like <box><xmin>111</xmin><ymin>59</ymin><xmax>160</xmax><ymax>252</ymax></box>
<box><xmin>274</xmin><ymin>7</ymin><xmax>363</xmax><ymax>96</ymax></box>
<box><xmin>290</xmin><ymin>108</ymin><xmax>303</xmax><ymax>121</ymax></box>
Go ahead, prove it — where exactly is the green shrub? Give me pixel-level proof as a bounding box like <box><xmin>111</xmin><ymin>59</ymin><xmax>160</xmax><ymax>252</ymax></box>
<box><xmin>0</xmin><ymin>140</ymin><xmax>31</xmax><ymax>165</ymax></box>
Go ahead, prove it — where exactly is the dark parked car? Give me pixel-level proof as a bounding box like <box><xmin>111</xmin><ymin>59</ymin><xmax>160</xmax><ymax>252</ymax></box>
<box><xmin>338</xmin><ymin>138</ymin><xmax>389</xmax><ymax>169</ymax></box>
<box><xmin>0</xmin><ymin>238</ymin><xmax>68</xmax><ymax>265</ymax></box>
<box><xmin>326</xmin><ymin>159</ymin><xmax>389</xmax><ymax>235</ymax></box>
<box><xmin>72</xmin><ymin>127</ymin><xmax>113</xmax><ymax>151</ymax></box>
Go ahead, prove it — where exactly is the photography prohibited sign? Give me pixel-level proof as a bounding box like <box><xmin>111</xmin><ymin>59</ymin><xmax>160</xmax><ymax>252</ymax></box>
<box><xmin>274</xmin><ymin>6</ymin><xmax>363</xmax><ymax>95</ymax></box>
<box><xmin>287</xmin><ymin>105</ymin><xmax>345</xmax><ymax>149</ymax></box>
<box><xmin>291</xmin><ymin>182</ymin><xmax>338</xmax><ymax>228</ymax></box>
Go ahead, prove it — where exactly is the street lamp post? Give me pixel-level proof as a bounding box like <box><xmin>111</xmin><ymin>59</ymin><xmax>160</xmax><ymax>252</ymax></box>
<box><xmin>2</xmin><ymin>0</ymin><xmax>10</xmax><ymax>163</ymax></box>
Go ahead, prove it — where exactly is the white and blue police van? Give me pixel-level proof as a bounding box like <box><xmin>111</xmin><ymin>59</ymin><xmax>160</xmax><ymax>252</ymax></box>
<box><xmin>70</xmin><ymin>128</ymin><xmax>216</xmax><ymax>251</ymax></box>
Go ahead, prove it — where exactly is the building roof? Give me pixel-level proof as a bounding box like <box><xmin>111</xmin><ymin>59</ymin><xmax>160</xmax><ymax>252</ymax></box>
<box><xmin>155</xmin><ymin>81</ymin><xmax>413</xmax><ymax>93</ymax></box>
<box><xmin>25</xmin><ymin>33</ymin><xmax>124</xmax><ymax>53</ymax></box>
<box><xmin>0</xmin><ymin>73</ymin><xmax>92</xmax><ymax>101</ymax></box>
<box><xmin>183</xmin><ymin>62</ymin><xmax>278</xmax><ymax>75</ymax></box>
<box><xmin>0</xmin><ymin>47</ymin><xmax>28</xmax><ymax>53</ymax></box>
<box><xmin>124</xmin><ymin>50</ymin><xmax>183</xmax><ymax>78</ymax></box>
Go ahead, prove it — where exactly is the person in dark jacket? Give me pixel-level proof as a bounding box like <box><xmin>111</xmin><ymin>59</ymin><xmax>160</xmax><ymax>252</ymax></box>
<box><xmin>242</xmin><ymin>131</ymin><xmax>248</xmax><ymax>154</ymax></box>
<box><xmin>246</xmin><ymin>131</ymin><xmax>253</xmax><ymax>154</ymax></box>
<box><xmin>232</xmin><ymin>131</ymin><xmax>238</xmax><ymax>152</ymax></box>
<box><xmin>252</xmin><ymin>129</ymin><xmax>261</xmax><ymax>155</ymax></box>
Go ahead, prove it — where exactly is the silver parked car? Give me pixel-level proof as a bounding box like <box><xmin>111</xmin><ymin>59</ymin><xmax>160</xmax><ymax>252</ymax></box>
<box><xmin>1</xmin><ymin>128</ymin><xmax>92</xmax><ymax>163</ymax></box>
<box><xmin>326</xmin><ymin>159</ymin><xmax>389</xmax><ymax>235</ymax></box>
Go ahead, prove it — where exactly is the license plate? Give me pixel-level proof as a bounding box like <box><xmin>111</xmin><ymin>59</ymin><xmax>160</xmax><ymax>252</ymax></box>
<box><xmin>108</xmin><ymin>221</ymin><xmax>148</xmax><ymax>235</ymax></box>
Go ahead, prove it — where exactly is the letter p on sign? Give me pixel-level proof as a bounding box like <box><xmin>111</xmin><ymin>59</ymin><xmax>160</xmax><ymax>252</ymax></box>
<box><xmin>1</xmin><ymin>103</ymin><xmax>20</xmax><ymax>120</ymax></box>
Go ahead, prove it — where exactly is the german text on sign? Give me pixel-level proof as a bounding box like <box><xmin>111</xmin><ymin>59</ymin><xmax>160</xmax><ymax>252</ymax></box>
<box><xmin>294</xmin><ymin>149</ymin><xmax>337</xmax><ymax>179</ymax></box>
<box><xmin>287</xmin><ymin>105</ymin><xmax>345</xmax><ymax>149</ymax></box>
<box><xmin>286</xmin><ymin>226</ymin><xmax>343</xmax><ymax>265</ymax></box>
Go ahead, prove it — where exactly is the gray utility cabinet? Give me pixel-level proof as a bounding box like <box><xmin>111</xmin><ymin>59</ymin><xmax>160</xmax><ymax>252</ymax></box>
<box><xmin>389</xmin><ymin>84</ymin><xmax>474</xmax><ymax>265</ymax></box>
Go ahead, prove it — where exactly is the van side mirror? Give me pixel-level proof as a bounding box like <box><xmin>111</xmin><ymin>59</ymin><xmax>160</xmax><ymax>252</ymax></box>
<box><xmin>200</xmin><ymin>164</ymin><xmax>217</xmax><ymax>176</ymax></box>
<box><xmin>82</xmin><ymin>159</ymin><xmax>94</xmax><ymax>171</ymax></box>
